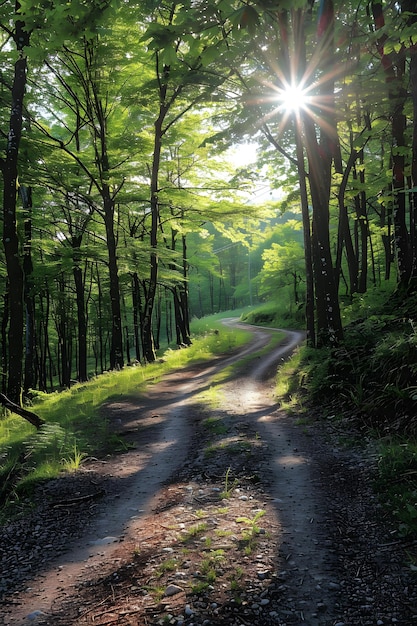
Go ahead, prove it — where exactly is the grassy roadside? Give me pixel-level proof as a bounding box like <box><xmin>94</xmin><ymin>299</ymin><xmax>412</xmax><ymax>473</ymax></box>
<box><xmin>0</xmin><ymin>311</ymin><xmax>251</xmax><ymax>519</ymax></box>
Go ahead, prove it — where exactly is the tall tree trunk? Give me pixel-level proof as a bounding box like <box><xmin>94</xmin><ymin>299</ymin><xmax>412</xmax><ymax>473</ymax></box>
<box><xmin>73</xmin><ymin>261</ymin><xmax>88</xmax><ymax>382</ymax></box>
<box><xmin>353</xmin><ymin>151</ymin><xmax>369</xmax><ymax>293</ymax></box>
<box><xmin>142</xmin><ymin>95</ymin><xmax>167</xmax><ymax>362</ymax></box>
<box><xmin>1</xmin><ymin>12</ymin><xmax>29</xmax><ymax>404</ymax></box>
<box><xmin>1</xmin><ymin>293</ymin><xmax>9</xmax><ymax>394</ymax></box>
<box><xmin>303</xmin><ymin>0</ymin><xmax>343</xmax><ymax>345</ymax></box>
<box><xmin>180</xmin><ymin>234</ymin><xmax>191</xmax><ymax>344</ymax></box>
<box><xmin>406</xmin><ymin>2</ymin><xmax>417</xmax><ymax>283</ymax></box>
<box><xmin>38</xmin><ymin>287</ymin><xmax>50</xmax><ymax>392</ymax></box>
<box><xmin>56</xmin><ymin>276</ymin><xmax>71</xmax><ymax>388</ymax></box>
<box><xmin>103</xmin><ymin>188</ymin><xmax>124</xmax><ymax>370</ymax></box>
<box><xmin>335</xmin><ymin>147</ymin><xmax>359</xmax><ymax>295</ymax></box>
<box><xmin>21</xmin><ymin>185</ymin><xmax>36</xmax><ymax>394</ymax></box>
<box><xmin>94</xmin><ymin>262</ymin><xmax>105</xmax><ymax>373</ymax></box>
<box><xmin>292</xmin><ymin>9</ymin><xmax>315</xmax><ymax>346</ymax></box>
<box><xmin>131</xmin><ymin>272</ymin><xmax>142</xmax><ymax>362</ymax></box>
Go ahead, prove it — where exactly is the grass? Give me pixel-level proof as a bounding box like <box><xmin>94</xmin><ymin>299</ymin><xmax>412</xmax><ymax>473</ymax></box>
<box><xmin>236</xmin><ymin>509</ymin><xmax>265</xmax><ymax>541</ymax></box>
<box><xmin>156</xmin><ymin>558</ymin><xmax>179</xmax><ymax>577</ymax></box>
<box><xmin>0</xmin><ymin>310</ymin><xmax>253</xmax><ymax>517</ymax></box>
<box><xmin>180</xmin><ymin>522</ymin><xmax>208</xmax><ymax>542</ymax></box>
<box><xmin>220</xmin><ymin>466</ymin><xmax>238</xmax><ymax>498</ymax></box>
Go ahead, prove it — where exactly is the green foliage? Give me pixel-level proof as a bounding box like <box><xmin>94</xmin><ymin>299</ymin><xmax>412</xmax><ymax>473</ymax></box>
<box><xmin>236</xmin><ymin>509</ymin><xmax>265</xmax><ymax>541</ymax></box>
<box><xmin>221</xmin><ymin>466</ymin><xmax>238</xmax><ymax>498</ymax></box>
<box><xmin>293</xmin><ymin>317</ymin><xmax>417</xmax><ymax>432</ymax></box>
<box><xmin>180</xmin><ymin>522</ymin><xmax>208</xmax><ymax>542</ymax></box>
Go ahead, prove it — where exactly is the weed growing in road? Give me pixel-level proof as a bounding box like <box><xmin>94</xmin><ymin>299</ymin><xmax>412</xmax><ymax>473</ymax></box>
<box><xmin>215</xmin><ymin>529</ymin><xmax>233</xmax><ymax>538</ymax></box>
<box><xmin>230</xmin><ymin>566</ymin><xmax>244</xmax><ymax>595</ymax></box>
<box><xmin>191</xmin><ymin>581</ymin><xmax>210</xmax><ymax>594</ymax></box>
<box><xmin>146</xmin><ymin>585</ymin><xmax>165</xmax><ymax>601</ymax></box>
<box><xmin>200</xmin><ymin>549</ymin><xmax>225</xmax><ymax>583</ymax></box>
<box><xmin>221</xmin><ymin>466</ymin><xmax>238</xmax><ymax>498</ymax></box>
<box><xmin>156</xmin><ymin>558</ymin><xmax>178</xmax><ymax>577</ymax></box>
<box><xmin>180</xmin><ymin>522</ymin><xmax>208</xmax><ymax>542</ymax></box>
<box><xmin>236</xmin><ymin>509</ymin><xmax>265</xmax><ymax>541</ymax></box>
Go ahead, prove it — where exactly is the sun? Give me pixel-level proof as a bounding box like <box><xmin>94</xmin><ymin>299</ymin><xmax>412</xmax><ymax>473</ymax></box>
<box><xmin>278</xmin><ymin>82</ymin><xmax>309</xmax><ymax>113</ymax></box>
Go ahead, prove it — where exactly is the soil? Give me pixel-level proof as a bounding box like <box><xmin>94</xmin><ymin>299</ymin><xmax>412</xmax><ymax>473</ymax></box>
<box><xmin>0</xmin><ymin>321</ymin><xmax>416</xmax><ymax>626</ymax></box>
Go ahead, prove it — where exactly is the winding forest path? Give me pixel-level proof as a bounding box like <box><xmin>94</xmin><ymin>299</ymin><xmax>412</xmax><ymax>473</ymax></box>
<box><xmin>1</xmin><ymin>322</ymin><xmax>414</xmax><ymax>625</ymax></box>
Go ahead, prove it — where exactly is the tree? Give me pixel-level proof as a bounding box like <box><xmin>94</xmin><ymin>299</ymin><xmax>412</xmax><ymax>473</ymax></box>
<box><xmin>0</xmin><ymin>3</ymin><xmax>30</xmax><ymax>404</ymax></box>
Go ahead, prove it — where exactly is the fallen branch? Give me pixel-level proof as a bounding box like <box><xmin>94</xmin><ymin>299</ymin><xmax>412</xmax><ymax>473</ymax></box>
<box><xmin>53</xmin><ymin>490</ymin><xmax>105</xmax><ymax>507</ymax></box>
<box><xmin>0</xmin><ymin>393</ymin><xmax>44</xmax><ymax>429</ymax></box>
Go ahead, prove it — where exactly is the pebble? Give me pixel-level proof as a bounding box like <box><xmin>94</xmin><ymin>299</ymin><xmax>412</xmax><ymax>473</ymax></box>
<box><xmin>164</xmin><ymin>584</ymin><xmax>184</xmax><ymax>597</ymax></box>
<box><xmin>26</xmin><ymin>610</ymin><xmax>47</xmax><ymax>621</ymax></box>
<box><xmin>89</xmin><ymin>536</ymin><xmax>118</xmax><ymax>546</ymax></box>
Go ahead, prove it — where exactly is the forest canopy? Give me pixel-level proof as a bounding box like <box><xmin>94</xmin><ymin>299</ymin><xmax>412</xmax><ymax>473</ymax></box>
<box><xmin>0</xmin><ymin>0</ymin><xmax>416</xmax><ymax>405</ymax></box>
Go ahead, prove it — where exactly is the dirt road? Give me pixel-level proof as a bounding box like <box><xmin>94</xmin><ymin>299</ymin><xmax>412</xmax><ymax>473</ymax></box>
<box><xmin>1</xmin><ymin>322</ymin><xmax>414</xmax><ymax>625</ymax></box>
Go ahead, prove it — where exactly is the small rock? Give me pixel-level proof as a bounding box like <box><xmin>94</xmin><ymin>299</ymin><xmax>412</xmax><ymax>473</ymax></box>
<box><xmin>89</xmin><ymin>536</ymin><xmax>118</xmax><ymax>546</ymax></box>
<box><xmin>164</xmin><ymin>584</ymin><xmax>184</xmax><ymax>597</ymax></box>
<box><xmin>26</xmin><ymin>610</ymin><xmax>47</xmax><ymax>621</ymax></box>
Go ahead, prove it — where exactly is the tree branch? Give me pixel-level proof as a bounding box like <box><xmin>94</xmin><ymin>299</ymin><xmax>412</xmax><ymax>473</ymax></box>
<box><xmin>0</xmin><ymin>393</ymin><xmax>44</xmax><ymax>429</ymax></box>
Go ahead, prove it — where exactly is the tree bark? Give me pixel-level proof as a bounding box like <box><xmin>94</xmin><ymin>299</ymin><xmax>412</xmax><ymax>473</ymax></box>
<box><xmin>73</xmin><ymin>260</ymin><xmax>88</xmax><ymax>381</ymax></box>
<box><xmin>303</xmin><ymin>0</ymin><xmax>343</xmax><ymax>345</ymax></box>
<box><xmin>0</xmin><ymin>393</ymin><xmax>44</xmax><ymax>429</ymax></box>
<box><xmin>1</xmin><ymin>11</ymin><xmax>29</xmax><ymax>404</ymax></box>
<box><xmin>142</xmin><ymin>84</ymin><xmax>167</xmax><ymax>362</ymax></box>
<box><xmin>103</xmin><ymin>188</ymin><xmax>124</xmax><ymax>370</ymax></box>
<box><xmin>21</xmin><ymin>185</ymin><xmax>36</xmax><ymax>394</ymax></box>
<box><xmin>131</xmin><ymin>272</ymin><xmax>142</xmax><ymax>362</ymax></box>
<box><xmin>292</xmin><ymin>9</ymin><xmax>315</xmax><ymax>346</ymax></box>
